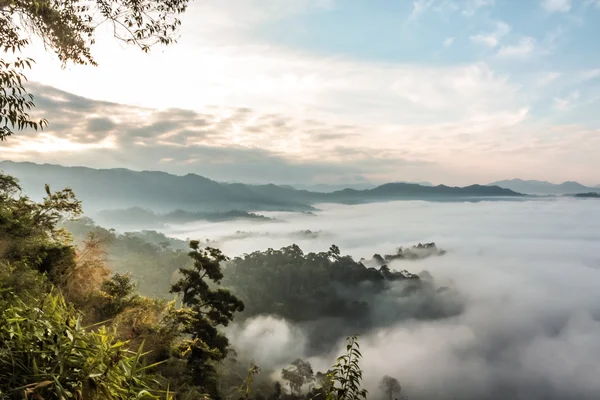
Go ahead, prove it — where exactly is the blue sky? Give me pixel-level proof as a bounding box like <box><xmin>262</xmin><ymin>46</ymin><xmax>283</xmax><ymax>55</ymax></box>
<box><xmin>4</xmin><ymin>0</ymin><xmax>600</xmax><ymax>185</ymax></box>
<box><xmin>255</xmin><ymin>0</ymin><xmax>600</xmax><ymax>124</ymax></box>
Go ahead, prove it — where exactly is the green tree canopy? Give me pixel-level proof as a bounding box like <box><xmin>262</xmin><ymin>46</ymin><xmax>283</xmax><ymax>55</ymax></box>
<box><xmin>170</xmin><ymin>240</ymin><xmax>245</xmax><ymax>399</ymax></box>
<box><xmin>281</xmin><ymin>359</ymin><xmax>315</xmax><ymax>395</ymax></box>
<box><xmin>1</xmin><ymin>0</ymin><xmax>190</xmax><ymax>139</ymax></box>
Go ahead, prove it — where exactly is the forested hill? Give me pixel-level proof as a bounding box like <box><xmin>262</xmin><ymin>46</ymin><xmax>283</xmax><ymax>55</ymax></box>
<box><xmin>0</xmin><ymin>161</ymin><xmax>523</xmax><ymax>212</ymax></box>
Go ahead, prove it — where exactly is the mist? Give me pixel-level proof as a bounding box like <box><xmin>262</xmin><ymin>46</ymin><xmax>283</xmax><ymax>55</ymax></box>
<box><xmin>165</xmin><ymin>198</ymin><xmax>600</xmax><ymax>400</ymax></box>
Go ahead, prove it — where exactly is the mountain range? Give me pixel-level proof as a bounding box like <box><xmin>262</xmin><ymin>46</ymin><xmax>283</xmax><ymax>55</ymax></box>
<box><xmin>0</xmin><ymin>161</ymin><xmax>523</xmax><ymax>213</ymax></box>
<box><xmin>488</xmin><ymin>179</ymin><xmax>600</xmax><ymax>195</ymax></box>
<box><xmin>288</xmin><ymin>181</ymin><xmax>433</xmax><ymax>192</ymax></box>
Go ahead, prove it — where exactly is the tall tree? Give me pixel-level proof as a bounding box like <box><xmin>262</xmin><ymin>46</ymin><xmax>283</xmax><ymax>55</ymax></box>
<box><xmin>281</xmin><ymin>358</ymin><xmax>315</xmax><ymax>395</ymax></box>
<box><xmin>170</xmin><ymin>240</ymin><xmax>244</xmax><ymax>398</ymax></box>
<box><xmin>0</xmin><ymin>0</ymin><xmax>190</xmax><ymax>140</ymax></box>
<box><xmin>379</xmin><ymin>375</ymin><xmax>402</xmax><ymax>400</ymax></box>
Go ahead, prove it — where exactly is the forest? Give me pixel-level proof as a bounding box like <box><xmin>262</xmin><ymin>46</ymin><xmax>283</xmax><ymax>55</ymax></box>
<box><xmin>0</xmin><ymin>173</ymin><xmax>459</xmax><ymax>399</ymax></box>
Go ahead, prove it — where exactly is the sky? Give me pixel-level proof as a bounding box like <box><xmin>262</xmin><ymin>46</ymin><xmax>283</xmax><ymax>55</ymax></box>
<box><xmin>2</xmin><ymin>0</ymin><xmax>600</xmax><ymax>185</ymax></box>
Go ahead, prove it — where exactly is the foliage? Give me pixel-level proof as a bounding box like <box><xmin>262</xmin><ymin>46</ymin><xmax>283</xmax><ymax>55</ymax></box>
<box><xmin>62</xmin><ymin>217</ymin><xmax>192</xmax><ymax>297</ymax></box>
<box><xmin>281</xmin><ymin>359</ymin><xmax>314</xmax><ymax>395</ymax></box>
<box><xmin>0</xmin><ymin>171</ymin><xmax>424</xmax><ymax>400</ymax></box>
<box><xmin>323</xmin><ymin>336</ymin><xmax>368</xmax><ymax>400</ymax></box>
<box><xmin>170</xmin><ymin>240</ymin><xmax>245</xmax><ymax>398</ymax></box>
<box><xmin>98</xmin><ymin>272</ymin><xmax>139</xmax><ymax>318</ymax></box>
<box><xmin>0</xmin><ymin>173</ymin><xmax>249</xmax><ymax>399</ymax></box>
<box><xmin>222</xmin><ymin>244</ymin><xmax>423</xmax><ymax>322</ymax></box>
<box><xmin>0</xmin><ymin>173</ymin><xmax>81</xmax><ymax>282</ymax></box>
<box><xmin>379</xmin><ymin>376</ymin><xmax>402</xmax><ymax>400</ymax></box>
<box><xmin>0</xmin><ymin>0</ymin><xmax>189</xmax><ymax>139</ymax></box>
<box><xmin>238</xmin><ymin>363</ymin><xmax>262</xmax><ymax>400</ymax></box>
<box><xmin>62</xmin><ymin>232</ymin><xmax>111</xmax><ymax>305</ymax></box>
<box><xmin>0</xmin><ymin>291</ymin><xmax>164</xmax><ymax>399</ymax></box>
<box><xmin>0</xmin><ymin>57</ymin><xmax>47</xmax><ymax>140</ymax></box>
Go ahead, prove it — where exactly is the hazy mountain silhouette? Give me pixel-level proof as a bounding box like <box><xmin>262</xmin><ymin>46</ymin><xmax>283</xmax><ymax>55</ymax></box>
<box><xmin>572</xmin><ymin>192</ymin><xmax>600</xmax><ymax>198</ymax></box>
<box><xmin>489</xmin><ymin>179</ymin><xmax>600</xmax><ymax>195</ymax></box>
<box><xmin>289</xmin><ymin>183</ymin><xmax>377</xmax><ymax>192</ymax></box>
<box><xmin>1</xmin><ymin>161</ymin><xmax>523</xmax><ymax>213</ymax></box>
<box><xmin>289</xmin><ymin>181</ymin><xmax>432</xmax><ymax>192</ymax></box>
<box><xmin>95</xmin><ymin>207</ymin><xmax>273</xmax><ymax>229</ymax></box>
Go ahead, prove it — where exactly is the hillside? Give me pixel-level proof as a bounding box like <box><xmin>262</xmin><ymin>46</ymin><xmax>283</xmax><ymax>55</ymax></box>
<box><xmin>0</xmin><ymin>161</ymin><xmax>523</xmax><ymax>212</ymax></box>
<box><xmin>572</xmin><ymin>192</ymin><xmax>600</xmax><ymax>198</ymax></box>
<box><xmin>489</xmin><ymin>178</ymin><xmax>600</xmax><ymax>195</ymax></box>
<box><xmin>0</xmin><ymin>161</ymin><xmax>314</xmax><ymax>213</ymax></box>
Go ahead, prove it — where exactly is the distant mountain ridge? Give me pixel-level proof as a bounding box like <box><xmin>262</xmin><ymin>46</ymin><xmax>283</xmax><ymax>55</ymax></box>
<box><xmin>488</xmin><ymin>179</ymin><xmax>600</xmax><ymax>195</ymax></box>
<box><xmin>0</xmin><ymin>161</ymin><xmax>523</xmax><ymax>212</ymax></box>
<box><xmin>289</xmin><ymin>181</ymin><xmax>433</xmax><ymax>192</ymax></box>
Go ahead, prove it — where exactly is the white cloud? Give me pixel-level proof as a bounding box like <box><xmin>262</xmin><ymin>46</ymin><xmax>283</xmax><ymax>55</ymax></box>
<box><xmin>554</xmin><ymin>91</ymin><xmax>580</xmax><ymax>111</ymax></box>
<box><xmin>497</xmin><ymin>37</ymin><xmax>536</xmax><ymax>57</ymax></box>
<box><xmin>470</xmin><ymin>21</ymin><xmax>511</xmax><ymax>48</ymax></box>
<box><xmin>410</xmin><ymin>0</ymin><xmax>436</xmax><ymax>20</ymax></box>
<box><xmin>185</xmin><ymin>200</ymin><xmax>600</xmax><ymax>400</ymax></box>
<box><xmin>537</xmin><ymin>71</ymin><xmax>562</xmax><ymax>86</ymax></box>
<box><xmin>443</xmin><ymin>37</ymin><xmax>455</xmax><ymax>47</ymax></box>
<box><xmin>541</xmin><ymin>0</ymin><xmax>573</xmax><ymax>12</ymax></box>
<box><xmin>10</xmin><ymin>0</ymin><xmax>600</xmax><ymax>185</ymax></box>
<box><xmin>462</xmin><ymin>0</ymin><xmax>495</xmax><ymax>16</ymax></box>
<box><xmin>580</xmin><ymin>69</ymin><xmax>600</xmax><ymax>81</ymax></box>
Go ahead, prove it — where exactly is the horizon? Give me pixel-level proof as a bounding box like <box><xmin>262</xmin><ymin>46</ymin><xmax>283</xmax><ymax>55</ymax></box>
<box><xmin>2</xmin><ymin>0</ymin><xmax>600</xmax><ymax>186</ymax></box>
<box><xmin>1</xmin><ymin>159</ymin><xmax>598</xmax><ymax>188</ymax></box>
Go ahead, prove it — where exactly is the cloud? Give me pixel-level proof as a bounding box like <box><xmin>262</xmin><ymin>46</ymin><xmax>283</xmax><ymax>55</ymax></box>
<box><xmin>7</xmin><ymin>0</ymin><xmax>600</xmax><ymax>185</ymax></box>
<box><xmin>443</xmin><ymin>37</ymin><xmax>455</xmax><ymax>48</ymax></box>
<box><xmin>579</xmin><ymin>69</ymin><xmax>600</xmax><ymax>82</ymax></box>
<box><xmin>470</xmin><ymin>21</ymin><xmax>511</xmax><ymax>48</ymax></box>
<box><xmin>410</xmin><ymin>0</ymin><xmax>436</xmax><ymax>20</ymax></box>
<box><xmin>3</xmin><ymin>83</ymin><xmax>438</xmax><ymax>185</ymax></box>
<box><xmin>5</xmin><ymin>80</ymin><xmax>600</xmax><ymax>185</ymax></box>
<box><xmin>87</xmin><ymin>117</ymin><xmax>117</xmax><ymax>133</ymax></box>
<box><xmin>169</xmin><ymin>198</ymin><xmax>600</xmax><ymax>400</ymax></box>
<box><xmin>541</xmin><ymin>0</ymin><xmax>573</xmax><ymax>12</ymax></box>
<box><xmin>461</xmin><ymin>0</ymin><xmax>495</xmax><ymax>17</ymax></box>
<box><xmin>497</xmin><ymin>37</ymin><xmax>536</xmax><ymax>57</ymax></box>
<box><xmin>536</xmin><ymin>71</ymin><xmax>562</xmax><ymax>86</ymax></box>
<box><xmin>554</xmin><ymin>91</ymin><xmax>580</xmax><ymax>111</ymax></box>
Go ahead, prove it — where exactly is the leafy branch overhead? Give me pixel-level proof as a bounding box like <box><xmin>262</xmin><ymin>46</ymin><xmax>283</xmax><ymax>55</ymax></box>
<box><xmin>0</xmin><ymin>0</ymin><xmax>190</xmax><ymax>139</ymax></box>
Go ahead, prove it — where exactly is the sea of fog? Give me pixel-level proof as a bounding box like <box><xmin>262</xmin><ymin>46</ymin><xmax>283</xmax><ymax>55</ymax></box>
<box><xmin>164</xmin><ymin>198</ymin><xmax>600</xmax><ymax>400</ymax></box>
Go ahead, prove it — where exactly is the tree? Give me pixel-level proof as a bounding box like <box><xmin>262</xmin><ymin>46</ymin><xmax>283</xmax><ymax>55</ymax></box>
<box><xmin>379</xmin><ymin>375</ymin><xmax>402</xmax><ymax>400</ymax></box>
<box><xmin>281</xmin><ymin>358</ymin><xmax>315</xmax><ymax>395</ymax></box>
<box><xmin>323</xmin><ymin>336</ymin><xmax>368</xmax><ymax>400</ymax></box>
<box><xmin>170</xmin><ymin>240</ymin><xmax>244</xmax><ymax>398</ymax></box>
<box><xmin>1</xmin><ymin>0</ymin><xmax>190</xmax><ymax>140</ymax></box>
<box><xmin>0</xmin><ymin>173</ymin><xmax>82</xmax><ymax>282</ymax></box>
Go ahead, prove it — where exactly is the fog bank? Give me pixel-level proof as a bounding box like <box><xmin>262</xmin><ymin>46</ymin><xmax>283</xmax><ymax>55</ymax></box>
<box><xmin>168</xmin><ymin>198</ymin><xmax>600</xmax><ymax>399</ymax></box>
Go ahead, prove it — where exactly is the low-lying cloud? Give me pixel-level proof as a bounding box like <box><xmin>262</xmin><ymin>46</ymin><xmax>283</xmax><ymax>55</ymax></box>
<box><xmin>167</xmin><ymin>198</ymin><xmax>600</xmax><ymax>399</ymax></box>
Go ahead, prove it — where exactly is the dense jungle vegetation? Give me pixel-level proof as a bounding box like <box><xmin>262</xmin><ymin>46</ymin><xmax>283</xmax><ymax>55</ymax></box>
<box><xmin>1</xmin><ymin>173</ymin><xmax>443</xmax><ymax>399</ymax></box>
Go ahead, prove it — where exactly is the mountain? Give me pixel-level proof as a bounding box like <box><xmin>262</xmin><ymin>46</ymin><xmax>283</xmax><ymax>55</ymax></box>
<box><xmin>290</xmin><ymin>181</ymin><xmax>433</xmax><ymax>193</ymax></box>
<box><xmin>290</xmin><ymin>183</ymin><xmax>377</xmax><ymax>192</ymax></box>
<box><xmin>0</xmin><ymin>161</ymin><xmax>523</xmax><ymax>213</ymax></box>
<box><xmin>0</xmin><ymin>161</ymin><xmax>313</xmax><ymax>213</ymax></box>
<box><xmin>488</xmin><ymin>179</ymin><xmax>600</xmax><ymax>195</ymax></box>
<box><xmin>572</xmin><ymin>192</ymin><xmax>600</xmax><ymax>198</ymax></box>
<box><xmin>324</xmin><ymin>183</ymin><xmax>521</xmax><ymax>204</ymax></box>
<box><xmin>95</xmin><ymin>207</ymin><xmax>273</xmax><ymax>229</ymax></box>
